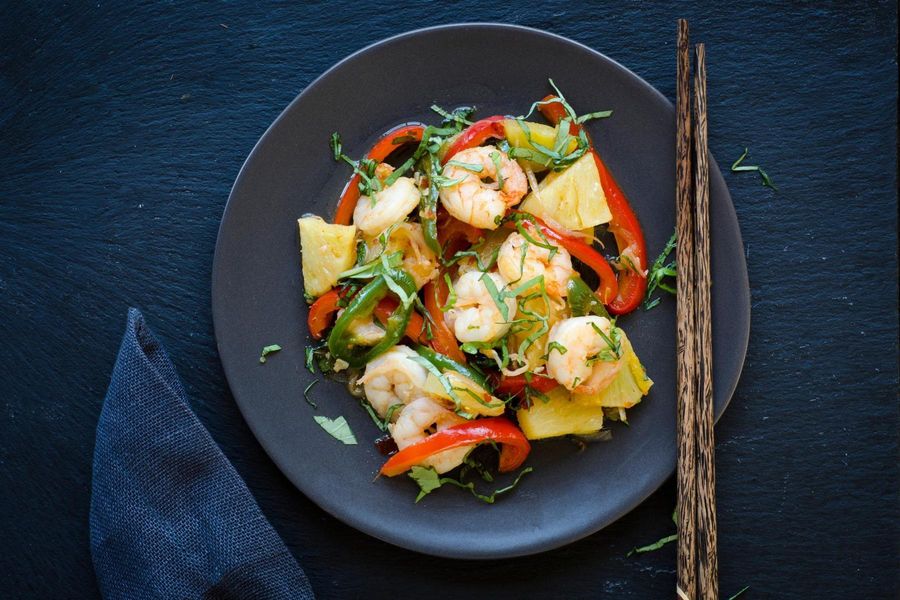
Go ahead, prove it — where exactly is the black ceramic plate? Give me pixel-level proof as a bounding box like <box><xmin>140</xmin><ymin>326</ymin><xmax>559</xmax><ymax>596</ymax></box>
<box><xmin>212</xmin><ymin>23</ymin><xmax>749</xmax><ymax>559</ymax></box>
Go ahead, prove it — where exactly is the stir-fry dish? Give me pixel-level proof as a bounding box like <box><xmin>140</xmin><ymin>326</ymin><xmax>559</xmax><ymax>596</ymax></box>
<box><xmin>299</xmin><ymin>83</ymin><xmax>654</xmax><ymax>502</ymax></box>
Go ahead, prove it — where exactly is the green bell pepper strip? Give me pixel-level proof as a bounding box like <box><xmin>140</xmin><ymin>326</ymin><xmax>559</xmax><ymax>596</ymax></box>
<box><xmin>566</xmin><ymin>276</ymin><xmax>611</xmax><ymax>319</ymax></box>
<box><xmin>413</xmin><ymin>344</ymin><xmax>491</xmax><ymax>391</ymax></box>
<box><xmin>328</xmin><ymin>270</ymin><xmax>417</xmax><ymax>367</ymax></box>
<box><xmin>418</xmin><ymin>154</ymin><xmax>442</xmax><ymax>256</ymax></box>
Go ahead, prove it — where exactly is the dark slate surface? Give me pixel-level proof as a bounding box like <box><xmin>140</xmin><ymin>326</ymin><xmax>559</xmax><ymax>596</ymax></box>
<box><xmin>0</xmin><ymin>2</ymin><xmax>896</xmax><ymax>598</ymax></box>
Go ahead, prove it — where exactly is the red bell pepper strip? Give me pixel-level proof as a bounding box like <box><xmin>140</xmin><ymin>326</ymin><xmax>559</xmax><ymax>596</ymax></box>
<box><xmin>333</xmin><ymin>124</ymin><xmax>425</xmax><ymax>225</ymax></box>
<box><xmin>307</xmin><ymin>288</ymin><xmax>343</xmax><ymax>340</ymax></box>
<box><xmin>374</xmin><ymin>297</ymin><xmax>428</xmax><ymax>345</ymax></box>
<box><xmin>538</xmin><ymin>96</ymin><xmax>648</xmax><ymax>315</ymax></box>
<box><xmin>506</xmin><ymin>212</ymin><xmax>618</xmax><ymax>305</ymax></box>
<box><xmin>493</xmin><ymin>373</ymin><xmax>559</xmax><ymax>396</ymax></box>
<box><xmin>380</xmin><ymin>417</ymin><xmax>531</xmax><ymax>476</ymax></box>
<box><xmin>436</xmin><ymin>208</ymin><xmax>482</xmax><ymax>259</ymax></box>
<box><xmin>422</xmin><ymin>277</ymin><xmax>468</xmax><ymax>364</ymax></box>
<box><xmin>441</xmin><ymin>115</ymin><xmax>506</xmax><ymax>164</ymax></box>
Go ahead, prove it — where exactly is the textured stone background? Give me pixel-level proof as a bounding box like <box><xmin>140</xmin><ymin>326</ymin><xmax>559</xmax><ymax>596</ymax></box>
<box><xmin>1</xmin><ymin>2</ymin><xmax>897</xmax><ymax>598</ymax></box>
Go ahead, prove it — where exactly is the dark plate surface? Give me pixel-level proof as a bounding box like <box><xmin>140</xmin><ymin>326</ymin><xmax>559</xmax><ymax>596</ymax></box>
<box><xmin>211</xmin><ymin>23</ymin><xmax>749</xmax><ymax>559</ymax></box>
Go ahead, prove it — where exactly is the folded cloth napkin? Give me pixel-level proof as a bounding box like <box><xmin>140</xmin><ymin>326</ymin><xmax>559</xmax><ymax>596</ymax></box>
<box><xmin>90</xmin><ymin>308</ymin><xmax>314</xmax><ymax>599</ymax></box>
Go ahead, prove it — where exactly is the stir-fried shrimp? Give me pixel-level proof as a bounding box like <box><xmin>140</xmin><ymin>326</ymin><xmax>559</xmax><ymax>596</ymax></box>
<box><xmin>443</xmin><ymin>271</ymin><xmax>517</xmax><ymax>343</ymax></box>
<box><xmin>390</xmin><ymin>397</ymin><xmax>472</xmax><ymax>474</ymax></box>
<box><xmin>545</xmin><ymin>316</ymin><xmax>624</xmax><ymax>395</ymax></box>
<box><xmin>358</xmin><ymin>345</ymin><xmax>429</xmax><ymax>419</ymax></box>
<box><xmin>353</xmin><ymin>167</ymin><xmax>420</xmax><ymax>236</ymax></box>
<box><xmin>365</xmin><ymin>222</ymin><xmax>438</xmax><ymax>289</ymax></box>
<box><xmin>340</xmin><ymin>311</ymin><xmax>385</xmax><ymax>346</ymax></box>
<box><xmin>439</xmin><ymin>145</ymin><xmax>527</xmax><ymax>230</ymax></box>
<box><xmin>497</xmin><ymin>227</ymin><xmax>574</xmax><ymax>298</ymax></box>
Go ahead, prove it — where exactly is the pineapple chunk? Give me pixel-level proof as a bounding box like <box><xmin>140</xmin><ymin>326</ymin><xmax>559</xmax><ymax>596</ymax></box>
<box><xmin>298</xmin><ymin>216</ymin><xmax>357</xmax><ymax>298</ymax></box>
<box><xmin>519</xmin><ymin>153</ymin><xmax>612</xmax><ymax>231</ymax></box>
<box><xmin>422</xmin><ymin>371</ymin><xmax>505</xmax><ymax>417</ymax></box>
<box><xmin>502</xmin><ymin>119</ymin><xmax>577</xmax><ymax>173</ymax></box>
<box><xmin>572</xmin><ymin>330</ymin><xmax>653</xmax><ymax>408</ymax></box>
<box><xmin>516</xmin><ymin>386</ymin><xmax>604</xmax><ymax>440</ymax></box>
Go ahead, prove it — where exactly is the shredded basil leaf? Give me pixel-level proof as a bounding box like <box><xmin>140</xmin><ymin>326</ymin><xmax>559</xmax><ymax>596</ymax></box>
<box><xmin>544</xmin><ymin>341</ymin><xmax>568</xmax><ymax>359</ymax></box>
<box><xmin>626</xmin><ymin>533</ymin><xmax>678</xmax><ymax>557</ymax></box>
<box><xmin>727</xmin><ymin>585</ymin><xmax>751</xmax><ymax>600</ymax></box>
<box><xmin>409</xmin><ymin>466</ymin><xmax>443</xmax><ymax>501</ymax></box>
<box><xmin>259</xmin><ymin>344</ymin><xmax>282</xmax><ymax>363</ymax></box>
<box><xmin>384</xmin><ymin>403</ymin><xmax>404</xmax><ymax>424</ymax></box>
<box><xmin>329</xmin><ymin>132</ymin><xmax>342</xmax><ymax>161</ymax></box>
<box><xmin>489</xmin><ymin>150</ymin><xmax>504</xmax><ymax>190</ymax></box>
<box><xmin>338</xmin><ymin>251</ymin><xmax>403</xmax><ymax>281</ymax></box>
<box><xmin>408</xmin><ymin>465</ymin><xmax>533</xmax><ymax>504</ymax></box>
<box><xmin>576</xmin><ymin>109</ymin><xmax>613</xmax><ymax>123</ymax></box>
<box><xmin>445</xmin><ymin>159</ymin><xmax>484</xmax><ymax>173</ymax></box>
<box><xmin>643</xmin><ymin>231</ymin><xmax>678</xmax><ymax>310</ymax></box>
<box><xmin>430</xmin><ymin>104</ymin><xmax>476</xmax><ymax>129</ymax></box>
<box><xmin>440</xmin><ymin>273</ymin><xmax>457</xmax><ymax>312</ymax></box>
<box><xmin>408</xmin><ymin>355</ymin><xmax>461</xmax><ymax>410</ymax></box>
<box><xmin>360</xmin><ymin>400</ymin><xmax>403</xmax><ymax>432</ymax></box>
<box><xmin>303</xmin><ymin>380</ymin><xmax>318</xmax><ymax>408</ymax></box>
<box><xmin>358</xmin><ymin>399</ymin><xmax>383</xmax><ymax>430</ymax></box>
<box><xmin>731</xmin><ymin>147</ymin><xmax>777</xmax><ymax>190</ymax></box>
<box><xmin>478</xmin><ymin>273</ymin><xmax>509</xmax><ymax>321</ymax></box>
<box><xmin>313</xmin><ymin>415</ymin><xmax>357</xmax><ymax>445</ymax></box>
<box><xmin>304</xmin><ymin>346</ymin><xmax>316</xmax><ymax>373</ymax></box>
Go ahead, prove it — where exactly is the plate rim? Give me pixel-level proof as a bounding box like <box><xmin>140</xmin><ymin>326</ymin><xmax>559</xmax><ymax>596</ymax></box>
<box><xmin>211</xmin><ymin>22</ymin><xmax>750</xmax><ymax>559</ymax></box>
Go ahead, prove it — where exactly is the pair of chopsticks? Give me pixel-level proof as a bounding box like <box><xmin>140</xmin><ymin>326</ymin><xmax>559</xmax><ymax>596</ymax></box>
<box><xmin>675</xmin><ymin>19</ymin><xmax>718</xmax><ymax>600</ymax></box>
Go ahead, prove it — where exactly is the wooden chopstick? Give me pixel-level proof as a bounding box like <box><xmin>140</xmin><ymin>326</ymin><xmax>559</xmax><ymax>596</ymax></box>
<box><xmin>674</xmin><ymin>18</ymin><xmax>698</xmax><ymax>600</ymax></box>
<box><xmin>692</xmin><ymin>43</ymin><xmax>719</xmax><ymax>600</ymax></box>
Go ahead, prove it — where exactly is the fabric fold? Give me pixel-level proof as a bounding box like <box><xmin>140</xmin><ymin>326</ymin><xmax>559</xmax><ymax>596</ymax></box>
<box><xmin>90</xmin><ymin>308</ymin><xmax>314</xmax><ymax>599</ymax></box>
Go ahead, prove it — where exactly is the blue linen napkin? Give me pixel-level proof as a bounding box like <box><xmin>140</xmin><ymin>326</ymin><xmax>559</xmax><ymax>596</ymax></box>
<box><xmin>90</xmin><ymin>308</ymin><xmax>315</xmax><ymax>599</ymax></box>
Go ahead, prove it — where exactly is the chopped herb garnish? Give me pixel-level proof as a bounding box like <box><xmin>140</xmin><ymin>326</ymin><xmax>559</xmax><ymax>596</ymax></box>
<box><xmin>338</xmin><ymin>251</ymin><xmax>403</xmax><ymax>281</ymax></box>
<box><xmin>727</xmin><ymin>585</ymin><xmax>750</xmax><ymax>600</ymax></box>
<box><xmin>384</xmin><ymin>403</ymin><xmax>404</xmax><ymax>424</ymax></box>
<box><xmin>479</xmin><ymin>273</ymin><xmax>509</xmax><ymax>321</ymax></box>
<box><xmin>430</xmin><ymin>104</ymin><xmax>476</xmax><ymax>128</ymax></box>
<box><xmin>360</xmin><ymin>399</ymin><xmax>403</xmax><ymax>432</ymax></box>
<box><xmin>440</xmin><ymin>273</ymin><xmax>457</xmax><ymax>312</ymax></box>
<box><xmin>303</xmin><ymin>380</ymin><xmax>318</xmax><ymax>408</ymax></box>
<box><xmin>643</xmin><ymin>231</ymin><xmax>677</xmax><ymax>311</ymax></box>
<box><xmin>408</xmin><ymin>466</ymin><xmax>443</xmax><ymax>501</ymax></box>
<box><xmin>313</xmin><ymin>415</ymin><xmax>357</xmax><ymax>445</ymax></box>
<box><xmin>576</xmin><ymin>109</ymin><xmax>613</xmax><ymax>123</ymax></box>
<box><xmin>625</xmin><ymin>533</ymin><xmax>678</xmax><ymax>557</ymax></box>
<box><xmin>329</xmin><ymin>132</ymin><xmax>342</xmax><ymax>160</ymax></box>
<box><xmin>731</xmin><ymin>147</ymin><xmax>776</xmax><ymax>190</ymax></box>
<box><xmin>489</xmin><ymin>150</ymin><xmax>504</xmax><ymax>190</ymax></box>
<box><xmin>445</xmin><ymin>159</ymin><xmax>484</xmax><ymax>173</ymax></box>
<box><xmin>329</xmin><ymin>131</ymin><xmax>383</xmax><ymax>197</ymax></box>
<box><xmin>304</xmin><ymin>346</ymin><xmax>316</xmax><ymax>373</ymax></box>
<box><xmin>408</xmin><ymin>355</ymin><xmax>461</xmax><ymax>409</ymax></box>
<box><xmin>431</xmin><ymin>173</ymin><xmax>468</xmax><ymax>188</ymax></box>
<box><xmin>588</xmin><ymin>322</ymin><xmax>622</xmax><ymax>361</ymax></box>
<box><xmin>382</xmin><ymin>268</ymin><xmax>413</xmax><ymax>308</ymax></box>
<box><xmin>359</xmin><ymin>399</ymin><xmax>384</xmax><ymax>431</ymax></box>
<box><xmin>544</xmin><ymin>341</ymin><xmax>568</xmax><ymax>358</ymax></box>
<box><xmin>408</xmin><ymin>465</ymin><xmax>533</xmax><ymax>504</ymax></box>
<box><xmin>259</xmin><ymin>344</ymin><xmax>282</xmax><ymax>363</ymax></box>
<box><xmin>460</xmin><ymin>454</ymin><xmax>494</xmax><ymax>482</ymax></box>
